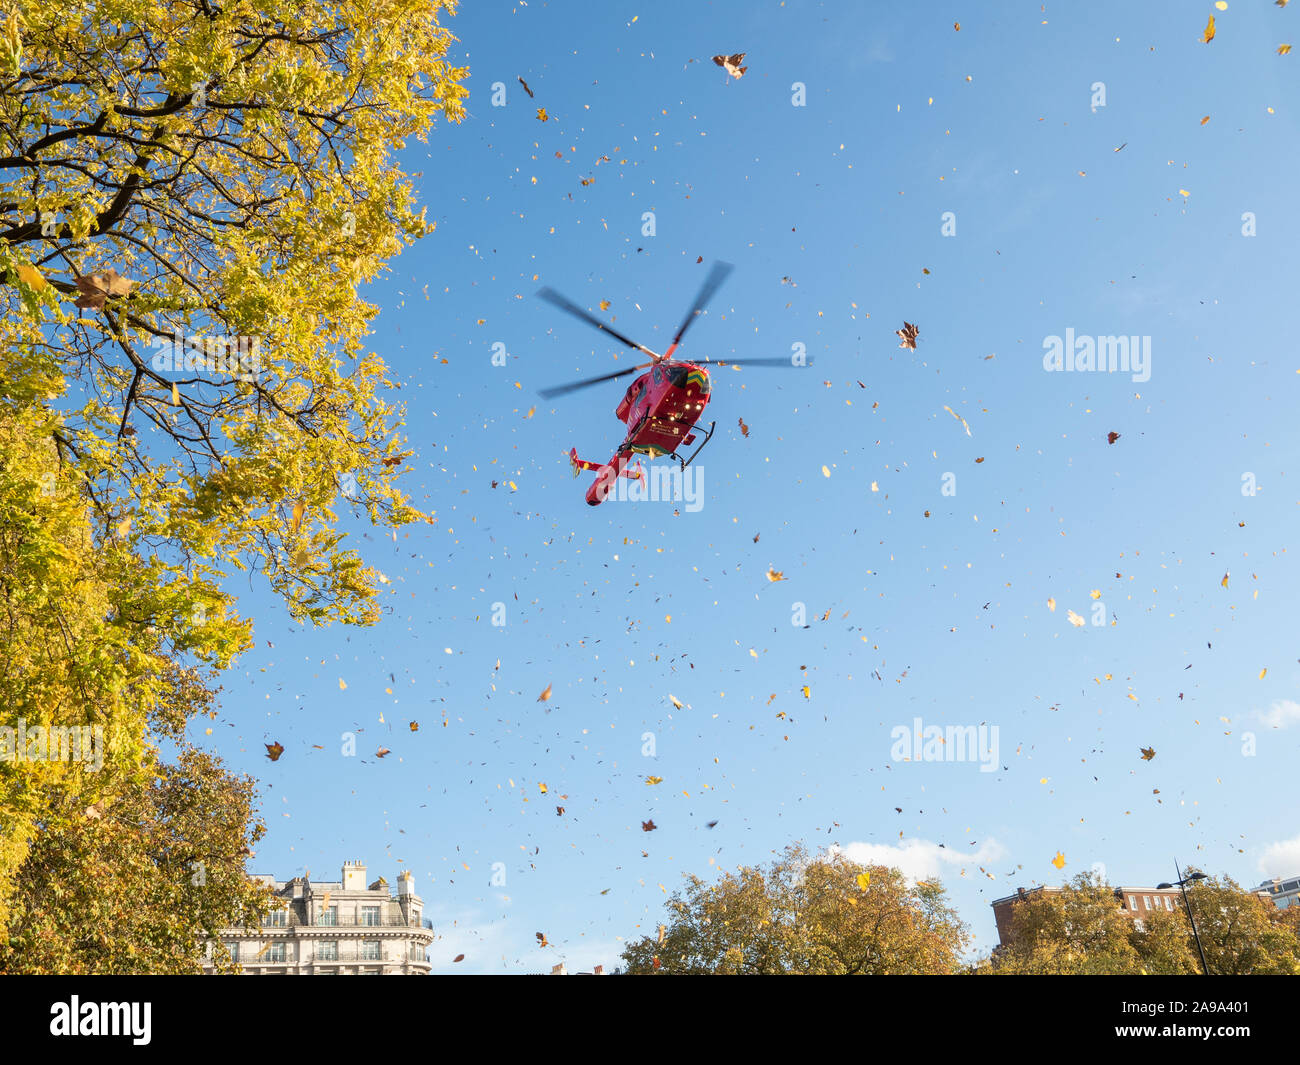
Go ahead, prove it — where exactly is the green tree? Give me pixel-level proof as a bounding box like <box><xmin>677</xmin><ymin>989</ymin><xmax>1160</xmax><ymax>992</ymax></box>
<box><xmin>621</xmin><ymin>843</ymin><xmax>969</xmax><ymax>974</ymax></box>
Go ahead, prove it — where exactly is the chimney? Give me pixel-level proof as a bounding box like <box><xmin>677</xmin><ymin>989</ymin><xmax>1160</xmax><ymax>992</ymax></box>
<box><xmin>397</xmin><ymin>870</ymin><xmax>415</xmax><ymax>895</ymax></box>
<box><xmin>342</xmin><ymin>860</ymin><xmax>367</xmax><ymax>891</ymax></box>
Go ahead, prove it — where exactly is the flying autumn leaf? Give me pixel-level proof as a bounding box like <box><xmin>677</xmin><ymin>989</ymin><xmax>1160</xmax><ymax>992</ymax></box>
<box><xmin>453</xmin><ymin>954</ymin><xmax>465</xmax><ymax>963</ymax></box>
<box><xmin>668</xmin><ymin>694</ymin><xmax>683</xmax><ymax>709</ymax></box>
<box><xmin>72</xmin><ymin>267</ymin><xmax>135</xmax><ymax>310</ymax></box>
<box><xmin>856</xmin><ymin>872</ymin><xmax>871</xmax><ymax>890</ymax></box>
<box><xmin>1047</xmin><ymin>597</ymin><xmax>1056</xmax><ymax>612</ymax></box>
<box><xmin>265</xmin><ymin>742</ymin><xmax>284</xmax><ymax>762</ymax></box>
<box><xmin>536</xmin><ymin>931</ymin><xmax>549</xmax><ymax>947</ymax></box>
<box><xmin>409</xmin><ymin>721</ymin><xmax>419</xmax><ymax>732</ymax></box>
<box><xmin>896</xmin><ymin>321</ymin><xmax>919</xmax><ymax>350</ymax></box>
<box><xmin>375</xmin><ymin>747</ymin><xmax>390</xmax><ymax>758</ymax></box>
<box><xmin>645</xmin><ymin>775</ymin><xmax>663</xmax><ymax>786</ymax></box>
<box><xmin>765</xmin><ymin>567</ymin><xmax>786</xmax><ymax>582</ymax></box>
<box><xmin>536</xmin><ymin>107</ymin><xmax>548</xmax><ymax>121</ymax></box>
<box><xmin>1140</xmin><ymin>746</ymin><xmax>1156</xmax><ymax>761</ymax></box>
<box><xmin>711</xmin><ymin>52</ymin><xmax>747</xmax><ymax>78</ymax></box>
<box><xmin>1067</xmin><ymin>610</ymin><xmax>1086</xmax><ymax>627</ymax></box>
<box><xmin>1279</xmin><ymin>44</ymin><xmax>1293</xmax><ymax>55</ymax></box>
<box><xmin>1052</xmin><ymin>851</ymin><xmax>1067</xmax><ymax>870</ymax></box>
<box><xmin>1202</xmin><ymin>14</ymin><xmax>1216</xmax><ymax>42</ymax></box>
<box><xmin>538</xmin><ymin>683</ymin><xmax>552</xmax><ymax>702</ymax></box>
<box><xmin>1107</xmin><ymin>431</ymin><xmax>1120</xmax><ymax>445</ymax></box>
<box><xmin>598</xmin><ymin>299</ymin><xmax>611</xmax><ymax>311</ymax></box>
<box><xmin>518</xmin><ymin>76</ymin><xmax>534</xmax><ymax>97</ymax></box>
<box><xmin>738</xmin><ymin>417</ymin><xmax>749</xmax><ymax>438</ymax></box>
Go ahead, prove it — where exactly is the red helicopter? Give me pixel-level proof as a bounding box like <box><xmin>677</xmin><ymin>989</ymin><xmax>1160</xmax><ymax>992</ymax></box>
<box><xmin>538</xmin><ymin>262</ymin><xmax>807</xmax><ymax>505</ymax></box>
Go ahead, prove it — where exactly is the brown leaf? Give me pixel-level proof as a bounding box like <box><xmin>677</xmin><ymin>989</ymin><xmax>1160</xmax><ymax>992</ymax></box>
<box><xmin>518</xmin><ymin>76</ymin><xmax>534</xmax><ymax>97</ymax></box>
<box><xmin>265</xmin><ymin>742</ymin><xmax>284</xmax><ymax>762</ymax></box>
<box><xmin>376</xmin><ymin>747</ymin><xmax>391</xmax><ymax>758</ymax></box>
<box><xmin>453</xmin><ymin>953</ymin><xmax>465</xmax><ymax>963</ymax></box>
<box><xmin>536</xmin><ymin>931</ymin><xmax>550</xmax><ymax>947</ymax></box>
<box><xmin>1140</xmin><ymin>746</ymin><xmax>1156</xmax><ymax>761</ymax></box>
<box><xmin>711</xmin><ymin>52</ymin><xmax>747</xmax><ymax>78</ymax></box>
<box><xmin>538</xmin><ymin>682</ymin><xmax>553</xmax><ymax>702</ymax></box>
<box><xmin>896</xmin><ymin>321</ymin><xmax>919</xmax><ymax>350</ymax></box>
<box><xmin>738</xmin><ymin>417</ymin><xmax>750</xmax><ymax>438</ymax></box>
<box><xmin>641</xmin><ymin>819</ymin><xmax>657</xmax><ymax>831</ymax></box>
<box><xmin>1107</xmin><ymin>431</ymin><xmax>1120</xmax><ymax>445</ymax></box>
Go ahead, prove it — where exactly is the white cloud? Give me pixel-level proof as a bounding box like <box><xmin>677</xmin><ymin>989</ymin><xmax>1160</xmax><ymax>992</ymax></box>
<box><xmin>1258</xmin><ymin>833</ymin><xmax>1300</xmax><ymax>879</ymax></box>
<box><xmin>1256</xmin><ymin>699</ymin><xmax>1300</xmax><ymax>729</ymax></box>
<box><xmin>828</xmin><ymin>837</ymin><xmax>1007</xmax><ymax>884</ymax></box>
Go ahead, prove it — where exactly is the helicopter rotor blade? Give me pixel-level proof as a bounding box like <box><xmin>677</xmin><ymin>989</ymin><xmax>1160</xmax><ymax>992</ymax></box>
<box><xmin>538</xmin><ymin>363</ymin><xmax>651</xmax><ymax>400</ymax></box>
<box><xmin>536</xmin><ymin>287</ymin><xmax>660</xmax><ymax>359</ymax></box>
<box><xmin>663</xmin><ymin>260</ymin><xmax>734</xmax><ymax>359</ymax></box>
<box><xmin>694</xmin><ymin>356</ymin><xmax>814</xmax><ymax>368</ymax></box>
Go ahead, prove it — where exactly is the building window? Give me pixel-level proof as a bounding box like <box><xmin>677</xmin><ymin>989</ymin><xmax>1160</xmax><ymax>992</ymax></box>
<box><xmin>267</xmin><ymin>943</ymin><xmax>287</xmax><ymax>963</ymax></box>
<box><xmin>361</xmin><ymin>906</ymin><xmax>381</xmax><ymax>927</ymax></box>
<box><xmin>1128</xmin><ymin>896</ymin><xmax>1138</xmax><ymax>911</ymax></box>
<box><xmin>228</xmin><ymin>942</ymin><xmax>239</xmax><ymax>963</ymax></box>
<box><xmin>318</xmin><ymin>905</ymin><xmax>337</xmax><ymax>926</ymax></box>
<box><xmin>362</xmin><ymin>940</ymin><xmax>381</xmax><ymax>961</ymax></box>
<box><xmin>317</xmin><ymin>941</ymin><xmax>339</xmax><ymax>961</ymax></box>
<box><xmin>263</xmin><ymin>908</ymin><xmax>288</xmax><ymax>927</ymax></box>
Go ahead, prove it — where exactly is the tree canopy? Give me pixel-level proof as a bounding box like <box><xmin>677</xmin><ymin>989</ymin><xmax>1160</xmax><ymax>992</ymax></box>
<box><xmin>621</xmin><ymin>843</ymin><xmax>970</xmax><ymax>975</ymax></box>
<box><xmin>1</xmin><ymin>0</ymin><xmax>466</xmax><ymax>970</ymax></box>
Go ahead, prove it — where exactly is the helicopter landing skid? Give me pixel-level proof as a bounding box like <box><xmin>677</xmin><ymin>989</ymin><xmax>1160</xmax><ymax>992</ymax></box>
<box><xmin>671</xmin><ymin>420</ymin><xmax>715</xmax><ymax>470</ymax></box>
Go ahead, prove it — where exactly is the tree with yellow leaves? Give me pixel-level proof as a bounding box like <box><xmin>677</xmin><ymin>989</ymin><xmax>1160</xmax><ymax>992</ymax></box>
<box><xmin>621</xmin><ymin>843</ymin><xmax>969</xmax><ymax>974</ymax></box>
<box><xmin>0</xmin><ymin>0</ymin><xmax>466</xmax><ymax>969</ymax></box>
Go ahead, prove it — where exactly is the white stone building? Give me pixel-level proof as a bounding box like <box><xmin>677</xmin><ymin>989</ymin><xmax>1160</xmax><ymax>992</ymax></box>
<box><xmin>204</xmin><ymin>861</ymin><xmax>434</xmax><ymax>974</ymax></box>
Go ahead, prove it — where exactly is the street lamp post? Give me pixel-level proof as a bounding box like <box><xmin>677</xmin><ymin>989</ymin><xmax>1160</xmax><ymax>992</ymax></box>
<box><xmin>1157</xmin><ymin>862</ymin><xmax>1209</xmax><ymax>975</ymax></box>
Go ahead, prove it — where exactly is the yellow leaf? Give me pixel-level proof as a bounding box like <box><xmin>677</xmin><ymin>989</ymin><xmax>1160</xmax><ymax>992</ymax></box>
<box><xmin>16</xmin><ymin>261</ymin><xmax>46</xmax><ymax>291</ymax></box>
<box><xmin>668</xmin><ymin>694</ymin><xmax>683</xmax><ymax>709</ymax></box>
<box><xmin>765</xmin><ymin>568</ymin><xmax>785</xmax><ymax>582</ymax></box>
<box><xmin>1067</xmin><ymin>609</ymin><xmax>1086</xmax><ymax>627</ymax></box>
<box><xmin>1046</xmin><ymin>597</ymin><xmax>1056</xmax><ymax>612</ymax></box>
<box><xmin>1089</xmin><ymin>589</ymin><xmax>1101</xmax><ymax>599</ymax></box>
<box><xmin>291</xmin><ymin>500</ymin><xmax>305</xmax><ymax>535</ymax></box>
<box><xmin>1202</xmin><ymin>14</ymin><xmax>1216</xmax><ymax>42</ymax></box>
<box><xmin>1259</xmin><ymin>667</ymin><xmax>1267</xmax><ymax>679</ymax></box>
<box><xmin>1052</xmin><ymin>851</ymin><xmax>1066</xmax><ymax>870</ymax></box>
<box><xmin>171</xmin><ymin>383</ymin><xmax>180</xmax><ymax>406</ymax></box>
<box><xmin>856</xmin><ymin>872</ymin><xmax>871</xmax><ymax>890</ymax></box>
<box><xmin>645</xmin><ymin>775</ymin><xmax>663</xmax><ymax>786</ymax></box>
<box><xmin>599</xmin><ymin>299</ymin><xmax>611</xmax><ymax>311</ymax></box>
<box><xmin>538</xmin><ymin>683</ymin><xmax>552</xmax><ymax>702</ymax></box>
<box><xmin>1201</xmin><ymin>115</ymin><xmax>1211</xmax><ymax>125</ymax></box>
<box><xmin>115</xmin><ymin>515</ymin><xmax>132</xmax><ymax>538</ymax></box>
<box><xmin>1278</xmin><ymin>43</ymin><xmax>1292</xmax><ymax>55</ymax></box>
<box><xmin>801</xmin><ymin>685</ymin><xmax>811</xmax><ymax>699</ymax></box>
<box><xmin>539</xmin><ymin>781</ymin><xmax>548</xmax><ymax>793</ymax></box>
<box><xmin>1178</xmin><ymin>188</ymin><xmax>1191</xmax><ymax>198</ymax></box>
<box><xmin>537</xmin><ymin>107</ymin><xmax>548</xmax><ymax>121</ymax></box>
<box><xmin>339</xmin><ymin>678</ymin><xmax>347</xmax><ymax>690</ymax></box>
<box><xmin>1221</xmin><ymin>571</ymin><xmax>1230</xmax><ymax>588</ymax></box>
<box><xmin>822</xmin><ymin>465</ymin><xmax>831</xmax><ymax>477</ymax></box>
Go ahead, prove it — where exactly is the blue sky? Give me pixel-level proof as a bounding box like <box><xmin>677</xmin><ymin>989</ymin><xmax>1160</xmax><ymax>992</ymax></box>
<box><xmin>204</xmin><ymin>0</ymin><xmax>1300</xmax><ymax>971</ymax></box>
